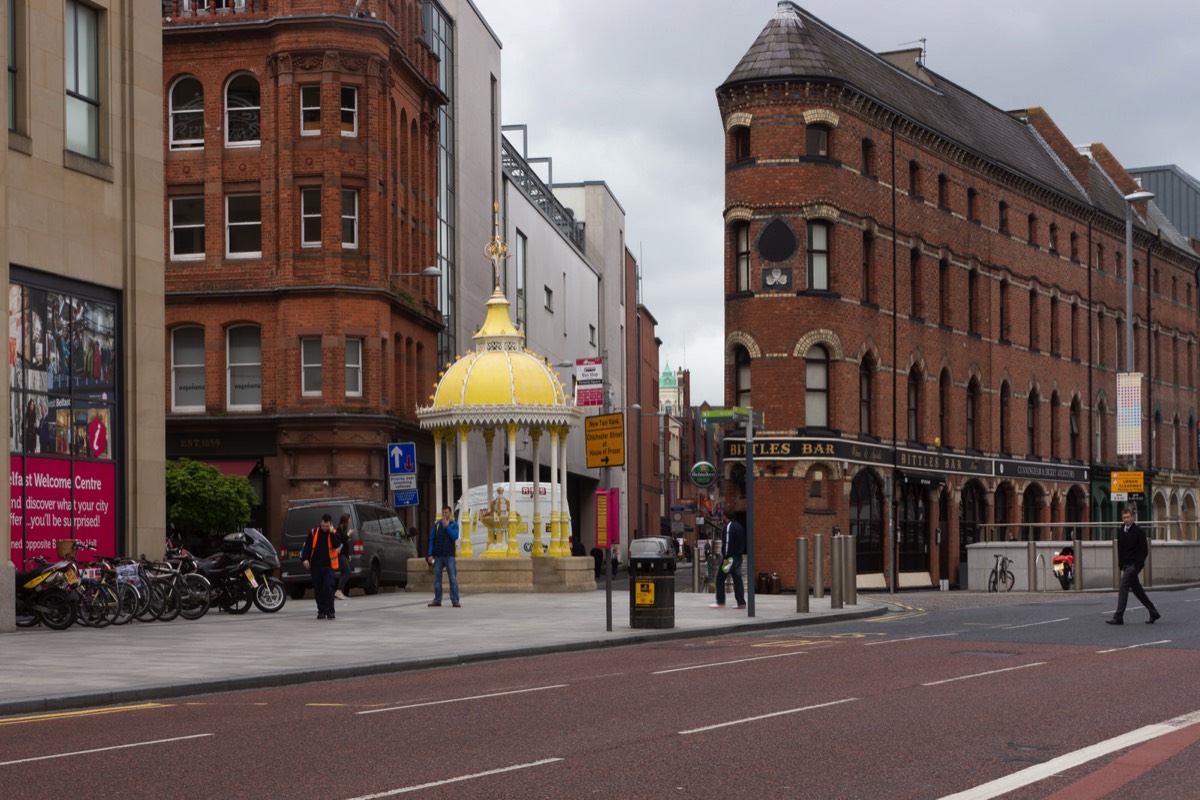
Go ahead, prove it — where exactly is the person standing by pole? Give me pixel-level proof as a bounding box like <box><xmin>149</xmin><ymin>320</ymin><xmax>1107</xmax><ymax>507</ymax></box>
<box><xmin>1106</xmin><ymin>508</ymin><xmax>1161</xmax><ymax>625</ymax></box>
<box><xmin>300</xmin><ymin>513</ymin><xmax>341</xmax><ymax>620</ymax></box>
<box><xmin>427</xmin><ymin>506</ymin><xmax>461</xmax><ymax>608</ymax></box>
<box><xmin>709</xmin><ymin>506</ymin><xmax>746</xmax><ymax>609</ymax></box>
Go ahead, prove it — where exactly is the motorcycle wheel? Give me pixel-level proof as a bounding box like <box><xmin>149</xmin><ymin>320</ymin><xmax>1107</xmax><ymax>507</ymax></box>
<box><xmin>178</xmin><ymin>574</ymin><xmax>212</xmax><ymax>620</ymax></box>
<box><xmin>219</xmin><ymin>582</ymin><xmax>253</xmax><ymax>615</ymax></box>
<box><xmin>253</xmin><ymin>577</ymin><xmax>287</xmax><ymax>613</ymax></box>
<box><xmin>15</xmin><ymin>596</ymin><xmax>40</xmax><ymax>627</ymax></box>
<box><xmin>38</xmin><ymin>589</ymin><xmax>77</xmax><ymax>630</ymax></box>
<box><xmin>1057</xmin><ymin>572</ymin><xmax>1071</xmax><ymax>591</ymax></box>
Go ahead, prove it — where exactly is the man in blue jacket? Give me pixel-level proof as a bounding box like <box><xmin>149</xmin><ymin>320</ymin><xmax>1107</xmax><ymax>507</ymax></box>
<box><xmin>427</xmin><ymin>505</ymin><xmax>461</xmax><ymax>607</ymax></box>
<box><xmin>711</xmin><ymin>506</ymin><xmax>747</xmax><ymax>610</ymax></box>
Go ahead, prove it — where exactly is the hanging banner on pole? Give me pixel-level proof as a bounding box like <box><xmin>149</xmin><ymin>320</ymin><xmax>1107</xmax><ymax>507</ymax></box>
<box><xmin>1116</xmin><ymin>373</ymin><xmax>1142</xmax><ymax>456</ymax></box>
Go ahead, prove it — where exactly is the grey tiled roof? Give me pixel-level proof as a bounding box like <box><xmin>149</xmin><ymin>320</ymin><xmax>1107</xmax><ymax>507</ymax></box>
<box><xmin>720</xmin><ymin>3</ymin><xmax>1087</xmax><ymax>204</ymax></box>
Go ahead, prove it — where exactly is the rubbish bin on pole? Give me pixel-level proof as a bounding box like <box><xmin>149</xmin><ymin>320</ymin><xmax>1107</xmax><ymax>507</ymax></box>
<box><xmin>628</xmin><ymin>536</ymin><xmax>676</xmax><ymax>629</ymax></box>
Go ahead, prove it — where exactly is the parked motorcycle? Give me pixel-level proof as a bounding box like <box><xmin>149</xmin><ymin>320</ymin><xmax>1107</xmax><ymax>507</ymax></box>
<box><xmin>1052</xmin><ymin>546</ymin><xmax>1074</xmax><ymax>590</ymax></box>
<box><xmin>15</xmin><ymin>561</ymin><xmax>78</xmax><ymax>630</ymax></box>
<box><xmin>169</xmin><ymin>529</ymin><xmax>285</xmax><ymax>613</ymax></box>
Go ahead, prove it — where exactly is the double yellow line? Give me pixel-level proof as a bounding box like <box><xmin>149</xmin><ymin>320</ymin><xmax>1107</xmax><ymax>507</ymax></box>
<box><xmin>0</xmin><ymin>702</ymin><xmax>171</xmax><ymax>726</ymax></box>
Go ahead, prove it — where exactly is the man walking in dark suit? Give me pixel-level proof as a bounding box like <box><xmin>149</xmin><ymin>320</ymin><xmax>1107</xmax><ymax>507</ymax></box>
<box><xmin>710</xmin><ymin>506</ymin><xmax>747</xmax><ymax>610</ymax></box>
<box><xmin>1107</xmin><ymin>508</ymin><xmax>1161</xmax><ymax>625</ymax></box>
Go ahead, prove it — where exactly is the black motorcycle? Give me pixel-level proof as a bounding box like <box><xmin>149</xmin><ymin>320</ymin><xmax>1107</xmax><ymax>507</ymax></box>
<box><xmin>14</xmin><ymin>561</ymin><xmax>77</xmax><ymax>630</ymax></box>
<box><xmin>167</xmin><ymin>529</ymin><xmax>285</xmax><ymax>613</ymax></box>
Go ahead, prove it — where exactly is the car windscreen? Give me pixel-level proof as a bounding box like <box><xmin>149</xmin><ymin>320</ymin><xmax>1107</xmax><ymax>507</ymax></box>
<box><xmin>286</xmin><ymin>506</ymin><xmax>351</xmax><ymax>542</ymax></box>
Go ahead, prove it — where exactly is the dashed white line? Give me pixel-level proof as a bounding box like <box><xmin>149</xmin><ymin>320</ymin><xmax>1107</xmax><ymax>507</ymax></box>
<box><xmin>1097</xmin><ymin>640</ymin><xmax>1172</xmax><ymax>654</ymax></box>
<box><xmin>652</xmin><ymin>651</ymin><xmax>805</xmax><ymax>674</ymax></box>
<box><xmin>1002</xmin><ymin>617</ymin><xmax>1071</xmax><ymax>629</ymax></box>
<box><xmin>921</xmin><ymin>662</ymin><xmax>1045</xmax><ymax>687</ymax></box>
<box><xmin>864</xmin><ymin>632</ymin><xmax>961</xmax><ymax>646</ymax></box>
<box><xmin>345</xmin><ymin>758</ymin><xmax>564</xmax><ymax>799</ymax></box>
<box><xmin>357</xmin><ymin>684</ymin><xmax>568</xmax><ymax>715</ymax></box>
<box><xmin>937</xmin><ymin>709</ymin><xmax>1200</xmax><ymax>799</ymax></box>
<box><xmin>679</xmin><ymin>697</ymin><xmax>858</xmax><ymax>734</ymax></box>
<box><xmin>0</xmin><ymin>733</ymin><xmax>213</xmax><ymax>767</ymax></box>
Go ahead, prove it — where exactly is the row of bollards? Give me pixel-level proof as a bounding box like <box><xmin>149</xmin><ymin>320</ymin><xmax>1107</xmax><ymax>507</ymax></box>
<box><xmin>796</xmin><ymin>533</ymin><xmax>857</xmax><ymax>613</ymax></box>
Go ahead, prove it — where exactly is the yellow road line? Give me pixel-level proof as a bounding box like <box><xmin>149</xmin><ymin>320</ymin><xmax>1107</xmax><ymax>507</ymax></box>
<box><xmin>0</xmin><ymin>702</ymin><xmax>172</xmax><ymax>726</ymax></box>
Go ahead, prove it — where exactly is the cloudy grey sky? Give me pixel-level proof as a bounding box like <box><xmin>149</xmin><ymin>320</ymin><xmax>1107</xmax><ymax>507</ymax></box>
<box><xmin>471</xmin><ymin>0</ymin><xmax>1200</xmax><ymax>407</ymax></box>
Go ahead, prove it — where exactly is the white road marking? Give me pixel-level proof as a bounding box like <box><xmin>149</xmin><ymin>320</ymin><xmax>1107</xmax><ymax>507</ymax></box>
<box><xmin>1097</xmin><ymin>639</ymin><xmax>1172</xmax><ymax>654</ymax></box>
<box><xmin>921</xmin><ymin>662</ymin><xmax>1045</xmax><ymax>687</ymax></box>
<box><xmin>864</xmin><ymin>632</ymin><xmax>961</xmax><ymax>646</ymax></box>
<box><xmin>344</xmin><ymin>758</ymin><xmax>564</xmax><ymax>799</ymax></box>
<box><xmin>0</xmin><ymin>733</ymin><xmax>213</xmax><ymax>767</ymax></box>
<box><xmin>356</xmin><ymin>684</ymin><xmax>568</xmax><ymax>715</ymax></box>
<box><xmin>1002</xmin><ymin>617</ymin><xmax>1071</xmax><ymax>629</ymax></box>
<box><xmin>652</xmin><ymin>651</ymin><xmax>805</xmax><ymax>674</ymax></box>
<box><xmin>678</xmin><ymin>697</ymin><xmax>858</xmax><ymax>735</ymax></box>
<box><xmin>937</xmin><ymin>709</ymin><xmax>1200</xmax><ymax>799</ymax></box>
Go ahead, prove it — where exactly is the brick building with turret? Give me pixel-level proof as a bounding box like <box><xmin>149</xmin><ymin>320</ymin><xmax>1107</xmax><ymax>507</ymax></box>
<box><xmin>718</xmin><ymin>3</ymin><xmax>1200</xmax><ymax>589</ymax></box>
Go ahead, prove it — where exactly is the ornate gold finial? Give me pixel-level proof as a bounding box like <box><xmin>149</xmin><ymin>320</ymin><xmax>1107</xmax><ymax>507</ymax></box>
<box><xmin>483</xmin><ymin>200</ymin><xmax>509</xmax><ymax>293</ymax></box>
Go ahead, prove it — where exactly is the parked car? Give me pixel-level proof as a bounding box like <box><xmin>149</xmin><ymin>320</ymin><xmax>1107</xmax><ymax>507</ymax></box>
<box><xmin>279</xmin><ymin>498</ymin><xmax>417</xmax><ymax>599</ymax></box>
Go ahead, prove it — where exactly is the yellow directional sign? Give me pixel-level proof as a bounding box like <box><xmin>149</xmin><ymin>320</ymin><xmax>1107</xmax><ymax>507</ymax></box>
<box><xmin>585</xmin><ymin>412</ymin><xmax>625</xmax><ymax>469</ymax></box>
<box><xmin>1110</xmin><ymin>471</ymin><xmax>1144</xmax><ymax>494</ymax></box>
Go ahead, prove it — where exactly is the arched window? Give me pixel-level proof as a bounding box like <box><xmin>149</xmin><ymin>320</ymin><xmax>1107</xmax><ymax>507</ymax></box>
<box><xmin>859</xmin><ymin>356</ymin><xmax>873</xmax><ymax>436</ymax></box>
<box><xmin>909</xmin><ymin>247</ymin><xmax>920</xmax><ymax>318</ymax></box>
<box><xmin>939</xmin><ymin>369</ymin><xmax>951</xmax><ymax>446</ymax></box>
<box><xmin>1069</xmin><ymin>397</ymin><xmax>1081</xmax><ymax>461</ymax></box>
<box><xmin>1027</xmin><ymin>390</ymin><xmax>1040</xmax><ymax>455</ymax></box>
<box><xmin>1096</xmin><ymin>399</ymin><xmax>1108</xmax><ymax>463</ymax></box>
<box><xmin>1022</xmin><ymin>485</ymin><xmax>1043</xmax><ymax>541</ymax></box>
<box><xmin>999</xmin><ymin>201</ymin><xmax>1009</xmax><ymax>233</ymax></box>
<box><xmin>939</xmin><ymin>259</ymin><xmax>950</xmax><ymax>326</ymax></box>
<box><xmin>225</xmin><ymin>73</ymin><xmax>260</xmax><ymax>146</ymax></box>
<box><xmin>966</xmin><ymin>379</ymin><xmax>979</xmax><ymax>450</ymax></box>
<box><xmin>169</xmin><ymin>76</ymin><xmax>204</xmax><ymax>149</ymax></box>
<box><xmin>734</xmin><ymin>222</ymin><xmax>750</xmax><ymax>292</ymax></box>
<box><xmin>171</xmin><ymin>326</ymin><xmax>205</xmax><ymax>412</ymax></box>
<box><xmin>734</xmin><ymin>346</ymin><xmax>751</xmax><ymax>409</ymax></box>
<box><xmin>908</xmin><ymin>160</ymin><xmax>921</xmax><ymax>196</ymax></box>
<box><xmin>907</xmin><ymin>368</ymin><xmax>922</xmax><ymax>442</ymax></box>
<box><xmin>861</xmin><ymin>231</ymin><xmax>873</xmax><ymax>303</ymax></box>
<box><xmin>999</xmin><ymin>279</ymin><xmax>1009</xmax><ymax>340</ymax></box>
<box><xmin>227</xmin><ymin>325</ymin><xmax>262</xmax><ymax>411</ymax></box>
<box><xmin>732</xmin><ymin>126</ymin><xmax>750</xmax><ymax>161</ymax></box>
<box><xmin>807</xmin><ymin>222</ymin><xmax>829</xmax><ymax>291</ymax></box>
<box><xmin>994</xmin><ymin>483</ymin><xmax>1012</xmax><ymax>539</ymax></box>
<box><xmin>806</xmin><ymin>124</ymin><xmax>829</xmax><ymax>158</ymax></box>
<box><xmin>967</xmin><ymin>188</ymin><xmax>977</xmax><ymax>222</ymax></box>
<box><xmin>1173</xmin><ymin>415</ymin><xmax>1181</xmax><ymax>470</ymax></box>
<box><xmin>850</xmin><ymin>471</ymin><xmax>884</xmax><ymax>573</ymax></box>
<box><xmin>805</xmin><ymin>345</ymin><xmax>829</xmax><ymax>428</ymax></box>
<box><xmin>861</xmin><ymin>138</ymin><xmax>875</xmax><ymax>178</ymax></box>
<box><xmin>1049</xmin><ymin>391</ymin><xmax>1060</xmax><ymax>458</ymax></box>
<box><xmin>999</xmin><ymin>381</ymin><xmax>1011</xmax><ymax>453</ymax></box>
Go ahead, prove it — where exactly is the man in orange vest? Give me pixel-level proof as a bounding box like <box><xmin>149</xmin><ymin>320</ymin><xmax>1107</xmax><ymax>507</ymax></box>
<box><xmin>301</xmin><ymin>513</ymin><xmax>342</xmax><ymax>620</ymax></box>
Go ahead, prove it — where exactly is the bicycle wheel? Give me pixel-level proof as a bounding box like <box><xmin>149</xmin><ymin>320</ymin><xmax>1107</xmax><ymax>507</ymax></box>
<box><xmin>987</xmin><ymin>569</ymin><xmax>998</xmax><ymax>593</ymax></box>
<box><xmin>155</xmin><ymin>580</ymin><xmax>182</xmax><ymax>622</ymax></box>
<box><xmin>177</xmin><ymin>574</ymin><xmax>211</xmax><ymax>620</ymax></box>
<box><xmin>1001</xmin><ymin>568</ymin><xmax>1015</xmax><ymax>592</ymax></box>
<box><xmin>113</xmin><ymin>582</ymin><xmax>141</xmax><ymax>625</ymax></box>
<box><xmin>76</xmin><ymin>582</ymin><xmax>119</xmax><ymax>628</ymax></box>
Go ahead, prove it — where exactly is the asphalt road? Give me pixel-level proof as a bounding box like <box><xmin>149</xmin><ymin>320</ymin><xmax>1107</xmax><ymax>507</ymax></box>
<box><xmin>3</xmin><ymin>588</ymin><xmax>1198</xmax><ymax>799</ymax></box>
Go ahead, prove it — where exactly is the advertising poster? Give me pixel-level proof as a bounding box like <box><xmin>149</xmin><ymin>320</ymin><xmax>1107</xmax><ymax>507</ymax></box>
<box><xmin>8</xmin><ymin>278</ymin><xmax>120</xmax><ymax>569</ymax></box>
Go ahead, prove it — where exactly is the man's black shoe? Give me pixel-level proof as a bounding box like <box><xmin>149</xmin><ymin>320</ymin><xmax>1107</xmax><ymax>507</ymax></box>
<box><xmin>326</xmin><ymin>614</ymin><xmax>336</xmax><ymax>620</ymax></box>
<box><xmin>317</xmin><ymin>613</ymin><xmax>327</xmax><ymax>620</ymax></box>
<box><xmin>1147</xmin><ymin>611</ymin><xmax>1161</xmax><ymax>624</ymax></box>
<box><xmin>1105</xmin><ymin>617</ymin><xmax>1123</xmax><ymax>625</ymax></box>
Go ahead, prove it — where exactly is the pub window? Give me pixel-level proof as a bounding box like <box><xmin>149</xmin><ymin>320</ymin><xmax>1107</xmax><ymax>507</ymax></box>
<box><xmin>859</xmin><ymin>357</ymin><xmax>873</xmax><ymax>436</ymax></box>
<box><xmin>805</xmin><ymin>345</ymin><xmax>829</xmax><ymax>428</ymax></box>
<box><xmin>734</xmin><ymin>346</ymin><xmax>751</xmax><ymax>409</ymax></box>
<box><xmin>906</xmin><ymin>368</ymin><xmax>922</xmax><ymax>442</ymax></box>
<box><xmin>965</xmin><ymin>379</ymin><xmax>979</xmax><ymax>450</ymax></box>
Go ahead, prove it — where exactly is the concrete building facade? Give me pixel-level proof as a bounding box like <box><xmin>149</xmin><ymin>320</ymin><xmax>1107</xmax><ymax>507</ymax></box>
<box><xmin>4</xmin><ymin>0</ymin><xmax>165</xmax><ymax>629</ymax></box>
<box><xmin>718</xmin><ymin>3</ymin><xmax>1200</xmax><ymax>590</ymax></box>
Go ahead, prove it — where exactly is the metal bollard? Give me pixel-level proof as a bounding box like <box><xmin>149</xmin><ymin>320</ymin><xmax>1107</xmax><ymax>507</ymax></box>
<box><xmin>813</xmin><ymin>534</ymin><xmax>825</xmax><ymax>600</ymax></box>
<box><xmin>796</xmin><ymin>538</ymin><xmax>809</xmax><ymax>613</ymax></box>
<box><xmin>692</xmin><ymin>554</ymin><xmax>700</xmax><ymax>593</ymax></box>
<box><xmin>1027</xmin><ymin>540</ymin><xmax>1036</xmax><ymax>592</ymax></box>
<box><xmin>1112</xmin><ymin>539</ymin><xmax>1120</xmax><ymax>590</ymax></box>
<box><xmin>830</xmin><ymin>535</ymin><xmax>844</xmax><ymax>610</ymax></box>
<box><xmin>1073</xmin><ymin>537</ymin><xmax>1081</xmax><ymax>591</ymax></box>
<box><xmin>845</xmin><ymin>534</ymin><xmax>858</xmax><ymax>605</ymax></box>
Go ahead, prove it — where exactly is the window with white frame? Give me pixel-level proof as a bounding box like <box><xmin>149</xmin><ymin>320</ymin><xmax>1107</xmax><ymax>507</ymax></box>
<box><xmin>807</xmin><ymin>221</ymin><xmax>829</xmax><ymax>291</ymax></box>
<box><xmin>345</xmin><ymin>338</ymin><xmax>362</xmax><ymax>397</ymax></box>
<box><xmin>169</xmin><ymin>76</ymin><xmax>204</xmax><ymax>149</ymax></box>
<box><xmin>64</xmin><ymin>0</ymin><xmax>100</xmax><ymax>158</ymax></box>
<box><xmin>224</xmin><ymin>73</ymin><xmax>260</xmax><ymax>146</ymax></box>
<box><xmin>300</xmin><ymin>188</ymin><xmax>321</xmax><ymax>247</ymax></box>
<box><xmin>340</xmin><ymin>86</ymin><xmax>357</xmax><ymax>136</ymax></box>
<box><xmin>301</xmin><ymin>337</ymin><xmax>322</xmax><ymax>396</ymax></box>
<box><xmin>299</xmin><ymin>84</ymin><xmax>320</xmax><ymax>135</ymax></box>
<box><xmin>226</xmin><ymin>194</ymin><xmax>261</xmax><ymax>257</ymax></box>
<box><xmin>341</xmin><ymin>189</ymin><xmax>358</xmax><ymax>249</ymax></box>
<box><xmin>170</xmin><ymin>196</ymin><xmax>205</xmax><ymax>259</ymax></box>
<box><xmin>226</xmin><ymin>325</ymin><xmax>262</xmax><ymax>411</ymax></box>
<box><xmin>171</xmin><ymin>327</ymin><xmax>205</xmax><ymax>412</ymax></box>
<box><xmin>805</xmin><ymin>345</ymin><xmax>829</xmax><ymax>428</ymax></box>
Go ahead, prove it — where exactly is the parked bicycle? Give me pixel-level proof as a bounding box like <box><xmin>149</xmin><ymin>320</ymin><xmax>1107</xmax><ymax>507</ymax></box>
<box><xmin>988</xmin><ymin>553</ymin><xmax>1015</xmax><ymax>592</ymax></box>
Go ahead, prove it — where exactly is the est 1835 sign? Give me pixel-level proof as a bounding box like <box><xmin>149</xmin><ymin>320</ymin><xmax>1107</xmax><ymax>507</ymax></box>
<box><xmin>689</xmin><ymin>461</ymin><xmax>718</xmax><ymax>488</ymax></box>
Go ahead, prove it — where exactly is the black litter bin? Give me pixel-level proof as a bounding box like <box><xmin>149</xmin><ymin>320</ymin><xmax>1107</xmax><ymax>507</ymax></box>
<box><xmin>628</xmin><ymin>536</ymin><xmax>676</xmax><ymax>629</ymax></box>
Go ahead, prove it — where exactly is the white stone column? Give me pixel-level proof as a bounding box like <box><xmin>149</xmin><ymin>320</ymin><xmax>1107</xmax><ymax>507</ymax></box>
<box><xmin>457</xmin><ymin>425</ymin><xmax>472</xmax><ymax>557</ymax></box>
<box><xmin>506</xmin><ymin>423</ymin><xmax>520</xmax><ymax>557</ymax></box>
<box><xmin>549</xmin><ymin>429</ymin><xmax>562</xmax><ymax>557</ymax></box>
<box><xmin>531</xmin><ymin>429</ymin><xmax>544</xmax><ymax>556</ymax></box>
<box><xmin>433</xmin><ymin>429</ymin><xmax>444</xmax><ymax>515</ymax></box>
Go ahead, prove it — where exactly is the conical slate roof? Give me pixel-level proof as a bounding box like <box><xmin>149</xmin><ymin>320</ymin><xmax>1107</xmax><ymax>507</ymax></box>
<box><xmin>722</xmin><ymin>1</ymin><xmax>832</xmax><ymax>85</ymax></box>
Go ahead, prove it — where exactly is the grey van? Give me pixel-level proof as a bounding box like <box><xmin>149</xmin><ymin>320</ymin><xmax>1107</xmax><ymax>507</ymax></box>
<box><xmin>279</xmin><ymin>498</ymin><xmax>417</xmax><ymax>599</ymax></box>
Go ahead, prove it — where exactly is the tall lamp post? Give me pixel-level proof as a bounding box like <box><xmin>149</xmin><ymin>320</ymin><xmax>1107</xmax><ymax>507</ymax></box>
<box><xmin>1123</xmin><ymin>190</ymin><xmax>1153</xmax><ymax>500</ymax></box>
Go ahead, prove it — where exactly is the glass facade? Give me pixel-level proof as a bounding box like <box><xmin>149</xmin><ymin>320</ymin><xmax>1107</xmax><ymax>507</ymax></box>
<box><xmin>424</xmin><ymin>0</ymin><xmax>456</xmax><ymax>370</ymax></box>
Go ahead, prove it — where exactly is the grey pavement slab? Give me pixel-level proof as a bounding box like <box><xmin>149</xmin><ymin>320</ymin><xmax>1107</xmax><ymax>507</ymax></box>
<box><xmin>0</xmin><ymin>587</ymin><xmax>885</xmax><ymax>716</ymax></box>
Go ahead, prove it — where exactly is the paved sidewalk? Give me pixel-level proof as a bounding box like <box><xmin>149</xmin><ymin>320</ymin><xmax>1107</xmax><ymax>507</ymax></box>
<box><xmin>0</xmin><ymin>587</ymin><xmax>886</xmax><ymax>716</ymax></box>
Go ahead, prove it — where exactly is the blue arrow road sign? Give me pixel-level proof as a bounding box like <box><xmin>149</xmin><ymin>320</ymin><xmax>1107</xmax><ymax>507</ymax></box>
<box><xmin>388</xmin><ymin>442</ymin><xmax>418</xmax><ymax>507</ymax></box>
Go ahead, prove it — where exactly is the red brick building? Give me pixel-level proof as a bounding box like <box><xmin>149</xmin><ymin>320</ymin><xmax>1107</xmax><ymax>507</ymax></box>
<box><xmin>161</xmin><ymin>1</ymin><xmax>444</xmax><ymax>538</ymax></box>
<box><xmin>718</xmin><ymin>3</ymin><xmax>1200</xmax><ymax>589</ymax></box>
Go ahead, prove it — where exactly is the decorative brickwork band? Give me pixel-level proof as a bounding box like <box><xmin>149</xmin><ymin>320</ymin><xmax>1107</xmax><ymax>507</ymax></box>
<box><xmin>725</xmin><ymin>331</ymin><xmax>762</xmax><ymax>361</ymax></box>
<box><xmin>803</xmin><ymin>108</ymin><xmax>840</xmax><ymax>128</ymax></box>
<box><xmin>724</xmin><ymin>112</ymin><xmax>752</xmax><ymax>132</ymax></box>
<box><xmin>724</xmin><ymin>206</ymin><xmax>753</xmax><ymax>224</ymax></box>
<box><xmin>792</xmin><ymin>329</ymin><xmax>844</xmax><ymax>361</ymax></box>
<box><xmin>800</xmin><ymin>203</ymin><xmax>840</xmax><ymax>222</ymax></box>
